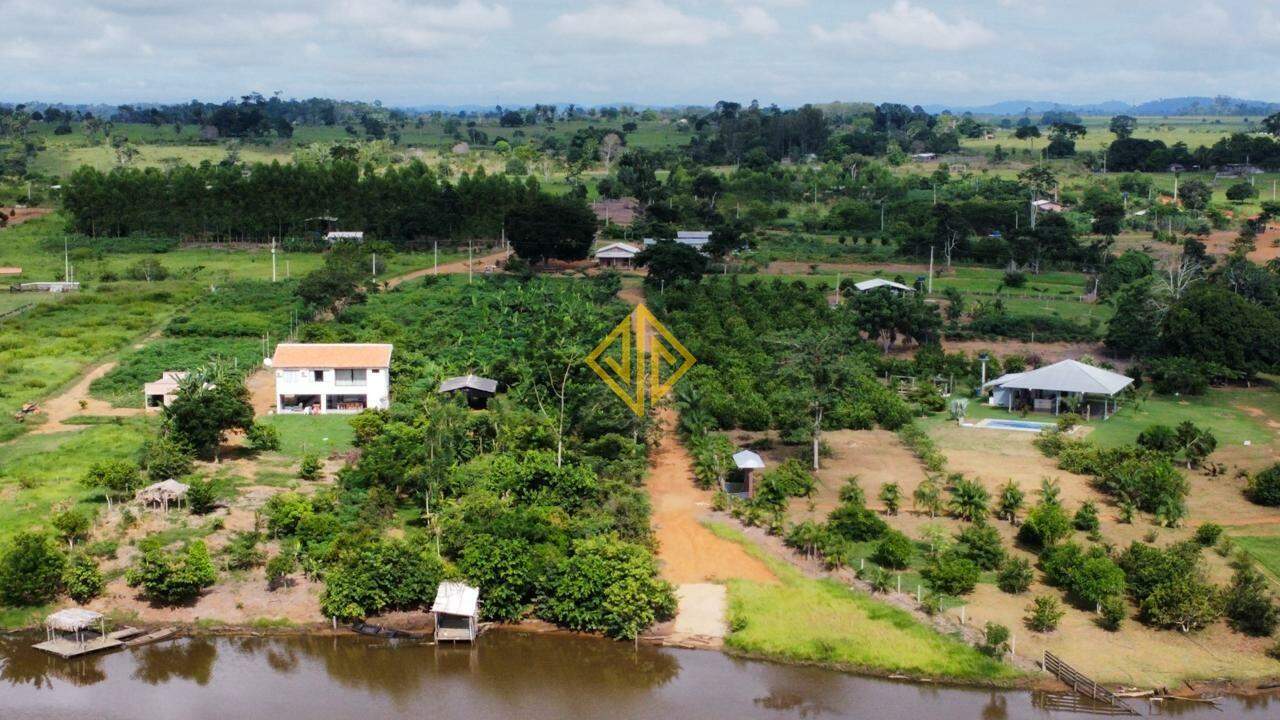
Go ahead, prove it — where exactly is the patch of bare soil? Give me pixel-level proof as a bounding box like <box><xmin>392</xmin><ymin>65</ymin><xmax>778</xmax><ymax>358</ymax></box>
<box><xmin>1204</xmin><ymin>224</ymin><xmax>1280</xmax><ymax>262</ymax></box>
<box><xmin>763</xmin><ymin>260</ymin><xmax>931</xmax><ymax>276</ymax></box>
<box><xmin>1</xmin><ymin>207</ymin><xmax>53</xmax><ymax>226</ymax></box>
<box><xmin>648</xmin><ymin>407</ymin><xmax>776</xmax><ymax>584</ymax></box>
<box><xmin>246</xmin><ymin>367</ymin><xmax>276</xmax><ymax>416</ymax></box>
<box><xmin>939</xmin><ymin>340</ymin><xmax>1120</xmax><ymax>368</ymax></box>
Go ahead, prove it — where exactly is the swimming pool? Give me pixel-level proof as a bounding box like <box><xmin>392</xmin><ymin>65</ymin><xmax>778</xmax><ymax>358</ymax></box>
<box><xmin>974</xmin><ymin>418</ymin><xmax>1055</xmax><ymax>432</ymax></box>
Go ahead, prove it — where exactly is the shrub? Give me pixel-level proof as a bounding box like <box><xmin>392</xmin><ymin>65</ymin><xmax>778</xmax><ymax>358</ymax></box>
<box><xmin>1193</xmin><ymin>523</ymin><xmax>1223</xmax><ymax>547</ymax></box>
<box><xmin>1026</xmin><ymin>595</ymin><xmax>1065</xmax><ymax>632</ymax></box>
<box><xmin>1139</xmin><ymin>575</ymin><xmax>1222</xmax><ymax>633</ymax></box>
<box><xmin>223</xmin><ymin>531</ymin><xmax>266</xmax><ymax>570</ymax></box>
<box><xmin>1117</xmin><ymin>540</ymin><xmax>1202</xmax><ymax>604</ymax></box>
<box><xmin>826</xmin><ymin>503</ymin><xmax>888</xmax><ymax>542</ymax></box>
<box><xmin>459</xmin><ymin>536</ymin><xmax>538</xmax><ymax>622</ymax></box>
<box><xmin>878</xmin><ymin>482</ymin><xmax>902</xmax><ymax>515</ymax></box>
<box><xmin>63</xmin><ymin>554</ymin><xmax>105</xmax><ymax>603</ymax></box>
<box><xmin>266</xmin><ymin>549</ymin><xmax>298</xmax><ymax>590</ymax></box>
<box><xmin>126</xmin><ymin>541</ymin><xmax>217</xmax><ymax>605</ymax></box>
<box><xmin>1072</xmin><ymin>555</ymin><xmax>1127</xmax><ymax>607</ymax></box>
<box><xmin>1018</xmin><ymin>503</ymin><xmax>1072</xmax><ymax>549</ymax></box>
<box><xmin>981</xmin><ymin>622</ymin><xmax>1011</xmax><ymax>659</ymax></box>
<box><xmin>1073</xmin><ymin>502</ymin><xmax>1100</xmax><ymax>533</ymax></box>
<box><xmin>923</xmin><ymin>551</ymin><xmax>980</xmax><ymax>596</ymax></box>
<box><xmin>1003</xmin><ymin>271</ymin><xmax>1027</xmax><ymax>288</ymax></box>
<box><xmin>1223</xmin><ymin>562</ymin><xmax>1279</xmax><ymax>637</ymax></box>
<box><xmin>541</xmin><ymin>535</ymin><xmax>676</xmax><ymax>640</ymax></box>
<box><xmin>955</xmin><ymin>522</ymin><xmax>1006</xmax><ymax>570</ymax></box>
<box><xmin>142</xmin><ymin>433</ymin><xmax>195</xmax><ymax>480</ymax></box>
<box><xmin>947</xmin><ymin>477</ymin><xmax>990</xmax><ymax>522</ymax></box>
<box><xmin>920</xmin><ymin>592</ymin><xmax>944</xmax><ymax>616</ymax></box>
<box><xmin>319</xmin><ymin>538</ymin><xmax>444</xmax><ymax>620</ymax></box>
<box><xmin>1136</xmin><ymin>424</ymin><xmax>1178</xmax><ymax>453</ymax></box>
<box><xmin>1245</xmin><ymin>464</ymin><xmax>1280</xmax><ymax>506</ymax></box>
<box><xmin>80</xmin><ymin>459</ymin><xmax>141</xmax><ymax>506</ymax></box>
<box><xmin>997</xmin><ymin>557</ymin><xmax>1034</xmax><ymax>594</ymax></box>
<box><xmin>186</xmin><ymin>478</ymin><xmax>218</xmax><ymax>515</ymax></box>
<box><xmin>996</xmin><ymin>480</ymin><xmax>1025</xmax><ymax>523</ymax></box>
<box><xmin>871</xmin><ymin>530</ymin><xmax>914</xmax><ymax>570</ymax></box>
<box><xmin>299</xmin><ymin>454</ymin><xmax>323</xmax><ymax>481</ymax></box>
<box><xmin>263</xmin><ymin>493</ymin><xmax>313</xmax><ymax>537</ymax></box>
<box><xmin>1098</xmin><ymin>595</ymin><xmax>1127</xmax><ymax>631</ymax></box>
<box><xmin>861</xmin><ymin>564</ymin><xmax>894</xmax><ymax>593</ymax></box>
<box><xmin>247</xmin><ymin>422</ymin><xmax>282</xmax><ymax>452</ymax></box>
<box><xmin>1041</xmin><ymin>542</ymin><xmax>1086</xmax><ymax>589</ymax></box>
<box><xmin>0</xmin><ymin>531</ymin><xmax>66</xmax><ymax>606</ymax></box>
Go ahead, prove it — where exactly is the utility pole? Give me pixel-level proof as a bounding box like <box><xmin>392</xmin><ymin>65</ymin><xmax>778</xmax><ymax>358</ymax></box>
<box><xmin>371</xmin><ymin>252</ymin><xmax>376</xmax><ymax>279</ymax></box>
<box><xmin>434</xmin><ymin>241</ymin><xmax>439</xmax><ymax>275</ymax></box>
<box><xmin>879</xmin><ymin>201</ymin><xmax>886</xmax><ymax>233</ymax></box>
<box><xmin>928</xmin><ymin>246</ymin><xmax>934</xmax><ymax>294</ymax></box>
<box><xmin>468</xmin><ymin>240</ymin><xmax>473</xmax><ymax>284</ymax></box>
<box><xmin>63</xmin><ymin>236</ymin><xmax>70</xmax><ymax>281</ymax></box>
<box><xmin>834</xmin><ymin>273</ymin><xmax>841</xmax><ymax>306</ymax></box>
<box><xmin>270</xmin><ymin>237</ymin><xmax>277</xmax><ymax>282</ymax></box>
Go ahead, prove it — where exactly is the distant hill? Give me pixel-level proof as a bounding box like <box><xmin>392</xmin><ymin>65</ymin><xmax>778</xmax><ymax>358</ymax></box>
<box><xmin>923</xmin><ymin>96</ymin><xmax>1280</xmax><ymax>118</ymax></box>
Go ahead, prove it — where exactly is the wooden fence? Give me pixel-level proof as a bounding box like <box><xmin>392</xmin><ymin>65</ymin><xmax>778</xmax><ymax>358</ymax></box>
<box><xmin>1042</xmin><ymin>651</ymin><xmax>1139</xmax><ymax>716</ymax></box>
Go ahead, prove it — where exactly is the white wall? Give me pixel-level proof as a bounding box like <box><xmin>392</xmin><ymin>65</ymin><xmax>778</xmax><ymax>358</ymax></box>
<box><xmin>275</xmin><ymin>366</ymin><xmax>390</xmax><ymax>413</ymax></box>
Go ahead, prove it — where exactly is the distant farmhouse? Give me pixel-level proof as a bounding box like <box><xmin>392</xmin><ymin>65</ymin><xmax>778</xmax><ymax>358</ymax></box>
<box><xmin>643</xmin><ymin>230</ymin><xmax>712</xmax><ymax>252</ymax></box>
<box><xmin>593</xmin><ymin>242</ymin><xmax>640</xmax><ymax>269</ymax></box>
<box><xmin>590</xmin><ymin>197</ymin><xmax>641</xmax><ymax>227</ymax></box>
<box><xmin>324</xmin><ymin>231</ymin><xmax>364</xmax><ymax>244</ymax></box>
<box><xmin>854</xmin><ymin>278</ymin><xmax>915</xmax><ymax>295</ymax></box>
<box><xmin>1031</xmin><ymin>199</ymin><xmax>1065</xmax><ymax>213</ymax></box>
<box><xmin>270</xmin><ymin>343</ymin><xmax>392</xmax><ymax>414</ymax></box>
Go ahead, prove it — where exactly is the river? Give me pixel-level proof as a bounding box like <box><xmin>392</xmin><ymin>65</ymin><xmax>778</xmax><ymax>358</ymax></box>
<box><xmin>0</xmin><ymin>632</ymin><xmax>1272</xmax><ymax>719</ymax></box>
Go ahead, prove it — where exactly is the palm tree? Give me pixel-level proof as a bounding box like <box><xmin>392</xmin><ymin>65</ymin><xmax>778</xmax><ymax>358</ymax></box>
<box><xmin>997</xmin><ymin>480</ymin><xmax>1025</xmax><ymax>524</ymax></box>
<box><xmin>913</xmin><ymin>476</ymin><xmax>944</xmax><ymax>517</ymax></box>
<box><xmin>879</xmin><ymin>482</ymin><xmax>902</xmax><ymax>515</ymax></box>
<box><xmin>1038</xmin><ymin>477</ymin><xmax>1062</xmax><ymax>507</ymax></box>
<box><xmin>948</xmin><ymin>477</ymin><xmax>991</xmax><ymax>522</ymax></box>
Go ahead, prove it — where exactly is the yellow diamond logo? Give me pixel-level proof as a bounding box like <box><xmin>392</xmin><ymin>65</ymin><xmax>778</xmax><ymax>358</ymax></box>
<box><xmin>586</xmin><ymin>304</ymin><xmax>696</xmax><ymax>417</ymax></box>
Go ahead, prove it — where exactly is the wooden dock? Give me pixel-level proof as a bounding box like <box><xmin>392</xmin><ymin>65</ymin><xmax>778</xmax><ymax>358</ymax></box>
<box><xmin>1042</xmin><ymin>651</ymin><xmax>1139</xmax><ymax>716</ymax></box>
<box><xmin>32</xmin><ymin>635</ymin><xmax>124</xmax><ymax>659</ymax></box>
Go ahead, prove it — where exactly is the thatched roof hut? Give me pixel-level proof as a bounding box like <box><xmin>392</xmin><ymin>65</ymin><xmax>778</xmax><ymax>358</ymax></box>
<box><xmin>137</xmin><ymin>479</ymin><xmax>190</xmax><ymax>509</ymax></box>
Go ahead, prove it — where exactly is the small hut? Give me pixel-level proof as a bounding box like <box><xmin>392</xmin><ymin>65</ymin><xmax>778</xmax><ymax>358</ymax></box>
<box><xmin>137</xmin><ymin>479</ymin><xmax>190</xmax><ymax>511</ymax></box>
<box><xmin>727</xmin><ymin>450</ymin><xmax>765</xmax><ymax>497</ymax></box>
<box><xmin>438</xmin><ymin>375</ymin><xmax>499</xmax><ymax>409</ymax></box>
<box><xmin>143</xmin><ymin>370</ymin><xmax>187</xmax><ymax>410</ymax></box>
<box><xmin>432</xmin><ymin>582</ymin><xmax>480</xmax><ymax>643</ymax></box>
<box><xmin>35</xmin><ymin>608</ymin><xmax>122</xmax><ymax>658</ymax></box>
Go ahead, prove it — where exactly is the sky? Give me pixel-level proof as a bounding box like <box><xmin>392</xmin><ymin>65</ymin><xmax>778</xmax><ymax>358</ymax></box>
<box><xmin>2</xmin><ymin>0</ymin><xmax>1278</xmax><ymax>108</ymax></box>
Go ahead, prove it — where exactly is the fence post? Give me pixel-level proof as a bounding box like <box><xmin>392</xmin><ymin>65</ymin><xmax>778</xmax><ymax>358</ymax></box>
<box><xmin>896</xmin><ymin>574</ymin><xmax>901</xmax><ymax>593</ymax></box>
<box><xmin>1011</xmin><ymin>632</ymin><xmax>1016</xmax><ymax>655</ymax></box>
<box><xmin>916</xmin><ymin>585</ymin><xmax>922</xmax><ymax>603</ymax></box>
<box><xmin>960</xmin><ymin>606</ymin><xmax>966</xmax><ymax>625</ymax></box>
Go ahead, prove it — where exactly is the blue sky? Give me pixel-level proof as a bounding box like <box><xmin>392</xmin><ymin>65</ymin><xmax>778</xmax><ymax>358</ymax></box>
<box><xmin>2</xmin><ymin>0</ymin><xmax>1277</xmax><ymax>107</ymax></box>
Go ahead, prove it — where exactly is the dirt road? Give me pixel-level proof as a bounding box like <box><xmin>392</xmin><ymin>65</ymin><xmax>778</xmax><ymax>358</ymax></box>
<box><xmin>384</xmin><ymin>250</ymin><xmax>510</xmax><ymax>289</ymax></box>
<box><xmin>22</xmin><ymin>360</ymin><xmax>144</xmax><ymax>435</ymax></box>
<box><xmin>647</xmin><ymin>407</ymin><xmax>776</xmax><ymax>584</ymax></box>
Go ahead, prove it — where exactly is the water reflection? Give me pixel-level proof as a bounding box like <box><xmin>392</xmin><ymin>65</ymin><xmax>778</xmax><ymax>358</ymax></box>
<box><xmin>132</xmin><ymin>637</ymin><xmax>218</xmax><ymax>686</ymax></box>
<box><xmin>0</xmin><ymin>635</ymin><xmax>106</xmax><ymax>689</ymax></box>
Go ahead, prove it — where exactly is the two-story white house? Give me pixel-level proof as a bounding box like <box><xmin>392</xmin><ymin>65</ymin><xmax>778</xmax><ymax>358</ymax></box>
<box><xmin>269</xmin><ymin>343</ymin><xmax>392</xmax><ymax>414</ymax></box>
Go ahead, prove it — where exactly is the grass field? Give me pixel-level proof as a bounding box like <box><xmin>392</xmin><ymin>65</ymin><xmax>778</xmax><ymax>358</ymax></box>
<box><xmin>960</xmin><ymin>116</ymin><xmax>1253</xmax><ymax>154</ymax></box>
<box><xmin>1232</xmin><ymin>536</ymin><xmax>1280</xmax><ymax>586</ymax></box>
<box><xmin>706</xmin><ymin>522</ymin><xmax>1016</xmax><ymax>682</ymax></box>
<box><xmin>259</xmin><ymin>414</ymin><xmax>355</xmax><ymax>459</ymax></box>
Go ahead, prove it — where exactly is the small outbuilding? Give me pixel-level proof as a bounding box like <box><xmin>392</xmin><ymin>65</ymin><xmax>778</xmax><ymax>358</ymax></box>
<box><xmin>432</xmin><ymin>581</ymin><xmax>480</xmax><ymax>643</ymax></box>
<box><xmin>982</xmin><ymin>359</ymin><xmax>1133</xmax><ymax>419</ymax></box>
<box><xmin>324</xmin><ymin>231</ymin><xmax>364</xmax><ymax>244</ymax></box>
<box><xmin>438</xmin><ymin>375</ymin><xmax>499</xmax><ymax>409</ymax></box>
<box><xmin>593</xmin><ymin>242</ymin><xmax>641</xmax><ymax>269</ymax></box>
<box><xmin>854</xmin><ymin>278</ymin><xmax>915</xmax><ymax>295</ymax></box>
<box><xmin>137</xmin><ymin>479</ymin><xmax>190</xmax><ymax>511</ymax></box>
<box><xmin>726</xmin><ymin>449</ymin><xmax>765</xmax><ymax>497</ymax></box>
<box><xmin>143</xmin><ymin>371</ymin><xmax>188</xmax><ymax>410</ymax></box>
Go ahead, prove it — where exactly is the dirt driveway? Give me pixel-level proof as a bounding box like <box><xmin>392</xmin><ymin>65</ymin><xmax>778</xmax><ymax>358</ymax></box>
<box><xmin>20</xmin><ymin>360</ymin><xmax>144</xmax><ymax>436</ymax></box>
<box><xmin>384</xmin><ymin>250</ymin><xmax>510</xmax><ymax>289</ymax></box>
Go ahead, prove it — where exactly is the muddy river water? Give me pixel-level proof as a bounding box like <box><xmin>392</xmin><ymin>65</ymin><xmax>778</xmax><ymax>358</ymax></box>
<box><xmin>0</xmin><ymin>632</ymin><xmax>1273</xmax><ymax>719</ymax></box>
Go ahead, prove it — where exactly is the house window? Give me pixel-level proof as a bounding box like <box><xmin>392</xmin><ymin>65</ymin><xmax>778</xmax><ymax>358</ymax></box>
<box><xmin>313</xmin><ymin>370</ymin><xmax>325</xmax><ymax>382</ymax></box>
<box><xmin>335</xmin><ymin>369</ymin><xmax>367</xmax><ymax>386</ymax></box>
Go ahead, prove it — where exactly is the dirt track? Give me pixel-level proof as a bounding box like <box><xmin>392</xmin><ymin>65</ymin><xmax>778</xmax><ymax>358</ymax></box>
<box><xmin>647</xmin><ymin>407</ymin><xmax>776</xmax><ymax>584</ymax></box>
<box><xmin>384</xmin><ymin>250</ymin><xmax>510</xmax><ymax>289</ymax></box>
<box><xmin>20</xmin><ymin>361</ymin><xmax>144</xmax><ymax>436</ymax></box>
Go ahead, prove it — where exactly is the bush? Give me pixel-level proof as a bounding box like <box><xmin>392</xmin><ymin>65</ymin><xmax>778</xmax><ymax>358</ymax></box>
<box><xmin>0</xmin><ymin>531</ymin><xmax>66</xmax><ymax>606</ymax></box>
<box><xmin>1193</xmin><ymin>523</ymin><xmax>1223</xmax><ymax>547</ymax></box>
<box><xmin>955</xmin><ymin>522</ymin><xmax>1005</xmax><ymax>571</ymax></box>
<box><xmin>861</xmin><ymin>564</ymin><xmax>893</xmax><ymax>593</ymax></box>
<box><xmin>1136</xmin><ymin>424</ymin><xmax>1178</xmax><ymax>453</ymax></box>
<box><xmin>1003</xmin><ymin>271</ymin><xmax>1028</xmax><ymax>288</ymax></box>
<box><xmin>142</xmin><ymin>433</ymin><xmax>195</xmax><ymax>480</ymax></box>
<box><xmin>1098</xmin><ymin>595</ymin><xmax>1127</xmax><ymax>631</ymax></box>
<box><xmin>223</xmin><ymin>531</ymin><xmax>265</xmax><ymax>570</ymax></box>
<box><xmin>1018</xmin><ymin>503</ymin><xmax>1072</xmax><ymax>549</ymax></box>
<box><xmin>459</xmin><ymin>536</ymin><xmax>537</xmax><ymax>622</ymax></box>
<box><xmin>1026</xmin><ymin>595</ymin><xmax>1065</xmax><ymax>632</ymax></box>
<box><xmin>871</xmin><ymin>530</ymin><xmax>914</xmax><ymax>570</ymax></box>
<box><xmin>1139</xmin><ymin>575</ymin><xmax>1221</xmax><ymax>633</ymax></box>
<box><xmin>247</xmin><ymin>422</ymin><xmax>282</xmax><ymax>452</ymax></box>
<box><xmin>1073</xmin><ymin>502</ymin><xmax>1100</xmax><ymax>533</ymax></box>
<box><xmin>923</xmin><ymin>551</ymin><xmax>980</xmax><ymax>596</ymax></box>
<box><xmin>997</xmin><ymin>557</ymin><xmax>1034</xmax><ymax>594</ymax></box>
<box><xmin>125</xmin><ymin>541</ymin><xmax>217</xmax><ymax>605</ymax></box>
<box><xmin>266</xmin><ymin>549</ymin><xmax>298</xmax><ymax>590</ymax></box>
<box><xmin>264</xmin><ymin>492</ymin><xmax>313</xmax><ymax>536</ymax></box>
<box><xmin>1245</xmin><ymin>464</ymin><xmax>1280</xmax><ymax>506</ymax></box>
<box><xmin>1223</xmin><ymin>562</ymin><xmax>1279</xmax><ymax>637</ymax></box>
<box><xmin>51</xmin><ymin>508</ymin><xmax>92</xmax><ymax>547</ymax></box>
<box><xmin>981</xmin><ymin>622</ymin><xmax>1011</xmax><ymax>659</ymax></box>
<box><xmin>541</xmin><ymin>535</ymin><xmax>676</xmax><ymax>640</ymax></box>
<box><xmin>319</xmin><ymin>538</ymin><xmax>444</xmax><ymax>620</ymax></box>
<box><xmin>186</xmin><ymin>478</ymin><xmax>218</xmax><ymax>515</ymax></box>
<box><xmin>299</xmin><ymin>454</ymin><xmax>323</xmax><ymax>481</ymax></box>
<box><xmin>63</xmin><ymin>554</ymin><xmax>105</xmax><ymax>603</ymax></box>
<box><xmin>826</xmin><ymin>503</ymin><xmax>888</xmax><ymax>542</ymax></box>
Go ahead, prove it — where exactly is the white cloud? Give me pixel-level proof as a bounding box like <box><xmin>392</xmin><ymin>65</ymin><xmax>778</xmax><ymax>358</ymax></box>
<box><xmin>812</xmin><ymin>1</ymin><xmax>995</xmax><ymax>51</ymax></box>
<box><xmin>735</xmin><ymin>6</ymin><xmax>780</xmax><ymax>36</ymax></box>
<box><xmin>550</xmin><ymin>0</ymin><xmax>728</xmax><ymax>46</ymax></box>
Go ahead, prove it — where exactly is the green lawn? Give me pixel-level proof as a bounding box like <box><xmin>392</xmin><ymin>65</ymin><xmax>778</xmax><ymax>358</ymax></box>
<box><xmin>259</xmin><ymin>414</ymin><xmax>355</xmax><ymax>460</ymax></box>
<box><xmin>1087</xmin><ymin>387</ymin><xmax>1280</xmax><ymax>449</ymax></box>
<box><xmin>1232</xmin><ymin>536</ymin><xmax>1280</xmax><ymax>586</ymax></box>
<box><xmin>0</xmin><ymin>418</ymin><xmax>154</xmax><ymax>543</ymax></box>
<box><xmin>705</xmin><ymin>522</ymin><xmax>1017</xmax><ymax>682</ymax></box>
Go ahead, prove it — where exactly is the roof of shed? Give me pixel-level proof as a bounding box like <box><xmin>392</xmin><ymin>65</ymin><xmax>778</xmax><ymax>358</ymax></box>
<box><xmin>271</xmin><ymin>343</ymin><xmax>393</xmax><ymax>369</ymax></box>
<box><xmin>432</xmin><ymin>582</ymin><xmax>479</xmax><ymax>617</ymax></box>
<box><xmin>854</xmin><ymin>278</ymin><xmax>915</xmax><ymax>292</ymax></box>
<box><xmin>46</xmin><ymin>608</ymin><xmax>103</xmax><ymax>631</ymax></box>
<box><xmin>439</xmin><ymin>375</ymin><xmax>499</xmax><ymax>393</ymax></box>
<box><xmin>733</xmin><ymin>450</ymin><xmax>765</xmax><ymax>470</ymax></box>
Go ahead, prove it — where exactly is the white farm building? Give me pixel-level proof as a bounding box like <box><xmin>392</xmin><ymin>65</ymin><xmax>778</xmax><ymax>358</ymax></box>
<box><xmin>270</xmin><ymin>343</ymin><xmax>392</xmax><ymax>414</ymax></box>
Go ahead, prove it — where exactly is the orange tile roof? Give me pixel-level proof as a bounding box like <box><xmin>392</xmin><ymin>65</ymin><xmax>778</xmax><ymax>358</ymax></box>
<box><xmin>271</xmin><ymin>343</ymin><xmax>392</xmax><ymax>369</ymax></box>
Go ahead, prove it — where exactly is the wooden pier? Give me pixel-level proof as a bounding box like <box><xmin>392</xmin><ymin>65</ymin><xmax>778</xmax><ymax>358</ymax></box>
<box><xmin>32</xmin><ymin>635</ymin><xmax>124</xmax><ymax>659</ymax></box>
<box><xmin>1042</xmin><ymin>651</ymin><xmax>1139</xmax><ymax>716</ymax></box>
